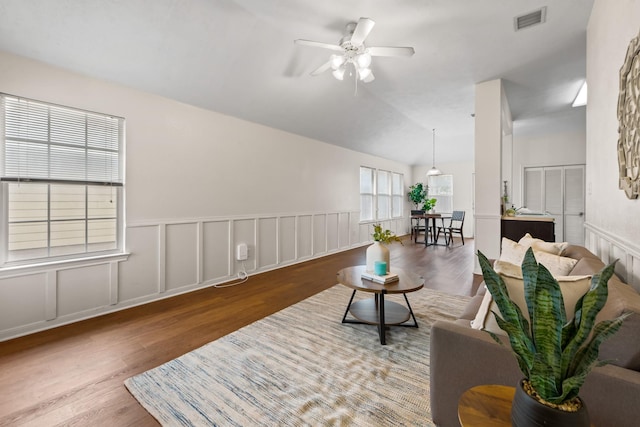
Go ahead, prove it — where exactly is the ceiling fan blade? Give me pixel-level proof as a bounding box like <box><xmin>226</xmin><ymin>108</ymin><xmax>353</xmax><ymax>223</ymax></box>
<box><xmin>363</xmin><ymin>71</ymin><xmax>375</xmax><ymax>83</ymax></box>
<box><xmin>350</xmin><ymin>17</ymin><xmax>375</xmax><ymax>46</ymax></box>
<box><xmin>310</xmin><ymin>60</ymin><xmax>332</xmax><ymax>76</ymax></box>
<box><xmin>368</xmin><ymin>46</ymin><xmax>415</xmax><ymax>57</ymax></box>
<box><xmin>294</xmin><ymin>39</ymin><xmax>344</xmax><ymax>52</ymax></box>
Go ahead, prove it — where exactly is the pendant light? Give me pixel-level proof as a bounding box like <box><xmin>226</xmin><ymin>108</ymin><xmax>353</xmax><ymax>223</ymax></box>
<box><xmin>426</xmin><ymin>128</ymin><xmax>442</xmax><ymax>176</ymax></box>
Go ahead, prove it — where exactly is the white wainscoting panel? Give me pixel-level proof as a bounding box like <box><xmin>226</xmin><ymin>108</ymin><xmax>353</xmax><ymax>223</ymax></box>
<box><xmin>349</xmin><ymin>212</ymin><xmax>361</xmax><ymax>245</ymax></box>
<box><xmin>119</xmin><ymin>225</ymin><xmax>160</xmax><ymax>301</ymax></box>
<box><xmin>0</xmin><ymin>210</ymin><xmax>372</xmax><ymax>341</ymax></box>
<box><xmin>278</xmin><ymin>216</ymin><xmax>296</xmax><ymax>264</ymax></box>
<box><xmin>257</xmin><ymin>217</ymin><xmax>278</xmax><ymax>269</ymax></box>
<box><xmin>0</xmin><ymin>273</ymin><xmax>47</xmax><ymax>331</ymax></box>
<box><xmin>165</xmin><ymin>223</ymin><xmax>199</xmax><ymax>291</ymax></box>
<box><xmin>326</xmin><ymin>213</ymin><xmax>339</xmax><ymax>251</ymax></box>
<box><xmin>233</xmin><ymin>218</ymin><xmax>256</xmax><ymax>273</ymax></box>
<box><xmin>297</xmin><ymin>215</ymin><xmax>313</xmax><ymax>260</ymax></box>
<box><xmin>585</xmin><ymin>223</ymin><xmax>640</xmax><ymax>292</ymax></box>
<box><xmin>359</xmin><ymin>222</ymin><xmax>370</xmax><ymax>243</ymax></box>
<box><xmin>338</xmin><ymin>213</ymin><xmax>350</xmax><ymax>248</ymax></box>
<box><xmin>202</xmin><ymin>220</ymin><xmax>231</xmax><ymax>282</ymax></box>
<box><xmin>313</xmin><ymin>214</ymin><xmax>327</xmax><ymax>255</ymax></box>
<box><xmin>57</xmin><ymin>264</ymin><xmax>111</xmax><ymax>317</ymax></box>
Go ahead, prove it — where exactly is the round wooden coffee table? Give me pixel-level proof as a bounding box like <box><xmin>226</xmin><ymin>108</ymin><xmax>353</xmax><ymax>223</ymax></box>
<box><xmin>336</xmin><ymin>265</ymin><xmax>424</xmax><ymax>345</ymax></box>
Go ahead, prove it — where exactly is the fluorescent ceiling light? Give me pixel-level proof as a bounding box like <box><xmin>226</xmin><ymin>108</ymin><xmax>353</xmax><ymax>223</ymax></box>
<box><xmin>572</xmin><ymin>82</ymin><xmax>587</xmax><ymax>107</ymax></box>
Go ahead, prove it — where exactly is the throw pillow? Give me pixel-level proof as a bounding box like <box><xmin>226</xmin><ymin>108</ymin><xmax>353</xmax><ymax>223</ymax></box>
<box><xmin>471</xmin><ymin>262</ymin><xmax>592</xmax><ymax>335</ymax></box>
<box><xmin>499</xmin><ymin>237</ymin><xmax>577</xmax><ymax>277</ymax></box>
<box><xmin>518</xmin><ymin>233</ymin><xmax>569</xmax><ymax>255</ymax></box>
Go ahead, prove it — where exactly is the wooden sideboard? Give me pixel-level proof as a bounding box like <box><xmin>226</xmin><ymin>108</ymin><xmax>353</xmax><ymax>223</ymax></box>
<box><xmin>501</xmin><ymin>216</ymin><xmax>555</xmax><ymax>242</ymax></box>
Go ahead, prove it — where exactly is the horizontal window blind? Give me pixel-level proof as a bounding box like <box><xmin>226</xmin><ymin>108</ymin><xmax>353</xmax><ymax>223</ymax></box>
<box><xmin>1</xmin><ymin>94</ymin><xmax>124</xmax><ymax>265</ymax></box>
<box><xmin>1</xmin><ymin>94</ymin><xmax>123</xmax><ymax>186</ymax></box>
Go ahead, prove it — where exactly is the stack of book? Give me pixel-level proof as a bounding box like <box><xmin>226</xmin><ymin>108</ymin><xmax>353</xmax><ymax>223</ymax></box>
<box><xmin>361</xmin><ymin>271</ymin><xmax>399</xmax><ymax>284</ymax></box>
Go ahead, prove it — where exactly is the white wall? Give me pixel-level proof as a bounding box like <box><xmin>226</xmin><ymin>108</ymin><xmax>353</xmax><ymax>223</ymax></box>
<box><xmin>0</xmin><ymin>50</ymin><xmax>412</xmax><ymax>340</ymax></box>
<box><xmin>411</xmin><ymin>161</ymin><xmax>475</xmax><ymax>238</ymax></box>
<box><xmin>510</xmin><ymin>108</ymin><xmax>587</xmax><ymax>208</ymax></box>
<box><xmin>585</xmin><ymin>0</ymin><xmax>640</xmax><ymax>291</ymax></box>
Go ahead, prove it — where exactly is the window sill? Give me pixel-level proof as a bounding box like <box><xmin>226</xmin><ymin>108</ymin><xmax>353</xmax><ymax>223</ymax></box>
<box><xmin>0</xmin><ymin>252</ymin><xmax>130</xmax><ymax>278</ymax></box>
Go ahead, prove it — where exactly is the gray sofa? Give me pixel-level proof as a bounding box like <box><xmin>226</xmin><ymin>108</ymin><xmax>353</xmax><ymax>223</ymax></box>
<box><xmin>430</xmin><ymin>245</ymin><xmax>640</xmax><ymax>427</ymax></box>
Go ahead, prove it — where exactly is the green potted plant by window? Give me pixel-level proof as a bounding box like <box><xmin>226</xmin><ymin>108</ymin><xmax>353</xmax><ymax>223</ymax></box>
<box><xmin>477</xmin><ymin>249</ymin><xmax>628</xmax><ymax>427</ymax></box>
<box><xmin>408</xmin><ymin>183</ymin><xmax>427</xmax><ymax>213</ymax></box>
<box><xmin>423</xmin><ymin>198</ymin><xmax>437</xmax><ymax>213</ymax></box>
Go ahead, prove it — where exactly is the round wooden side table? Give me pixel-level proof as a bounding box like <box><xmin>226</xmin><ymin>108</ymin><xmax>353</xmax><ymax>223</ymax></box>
<box><xmin>458</xmin><ymin>384</ymin><xmax>515</xmax><ymax>427</ymax></box>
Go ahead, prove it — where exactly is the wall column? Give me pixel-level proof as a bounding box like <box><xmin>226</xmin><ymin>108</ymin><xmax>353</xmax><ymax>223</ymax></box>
<box><xmin>474</xmin><ymin>79</ymin><xmax>512</xmax><ymax>270</ymax></box>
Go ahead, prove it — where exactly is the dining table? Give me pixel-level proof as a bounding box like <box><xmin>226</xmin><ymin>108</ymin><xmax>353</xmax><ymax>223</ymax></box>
<box><xmin>411</xmin><ymin>213</ymin><xmax>450</xmax><ymax>246</ymax></box>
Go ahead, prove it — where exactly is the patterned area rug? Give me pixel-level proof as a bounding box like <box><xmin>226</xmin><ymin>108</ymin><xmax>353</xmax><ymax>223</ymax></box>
<box><xmin>125</xmin><ymin>285</ymin><xmax>470</xmax><ymax>426</ymax></box>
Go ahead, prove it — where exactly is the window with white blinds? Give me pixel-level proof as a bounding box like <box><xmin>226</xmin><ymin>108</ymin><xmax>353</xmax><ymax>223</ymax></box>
<box><xmin>359</xmin><ymin>166</ymin><xmax>404</xmax><ymax>222</ymax></box>
<box><xmin>360</xmin><ymin>167</ymin><xmax>375</xmax><ymax>221</ymax></box>
<box><xmin>1</xmin><ymin>94</ymin><xmax>124</xmax><ymax>265</ymax></box>
<box><xmin>391</xmin><ymin>172</ymin><xmax>404</xmax><ymax>218</ymax></box>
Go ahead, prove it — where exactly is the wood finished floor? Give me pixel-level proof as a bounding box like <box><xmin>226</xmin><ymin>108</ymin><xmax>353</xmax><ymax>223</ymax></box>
<box><xmin>0</xmin><ymin>235</ymin><xmax>479</xmax><ymax>426</ymax></box>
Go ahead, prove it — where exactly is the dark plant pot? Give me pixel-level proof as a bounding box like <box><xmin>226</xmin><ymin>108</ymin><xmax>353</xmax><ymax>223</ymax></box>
<box><xmin>511</xmin><ymin>379</ymin><xmax>590</xmax><ymax>427</ymax></box>
<box><xmin>411</xmin><ymin>210</ymin><xmax>425</xmax><ymax>215</ymax></box>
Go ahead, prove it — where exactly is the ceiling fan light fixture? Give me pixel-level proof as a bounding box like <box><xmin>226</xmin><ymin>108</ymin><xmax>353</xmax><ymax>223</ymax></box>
<box><xmin>330</xmin><ymin>54</ymin><xmax>345</xmax><ymax>70</ymax></box>
<box><xmin>358</xmin><ymin>67</ymin><xmax>372</xmax><ymax>81</ymax></box>
<box><xmin>356</xmin><ymin>52</ymin><xmax>371</xmax><ymax>68</ymax></box>
<box><xmin>295</xmin><ymin>18</ymin><xmax>415</xmax><ymax>86</ymax></box>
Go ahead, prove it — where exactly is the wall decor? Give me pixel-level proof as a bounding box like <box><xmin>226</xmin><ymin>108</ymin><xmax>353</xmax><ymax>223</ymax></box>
<box><xmin>617</xmin><ymin>28</ymin><xmax>640</xmax><ymax>199</ymax></box>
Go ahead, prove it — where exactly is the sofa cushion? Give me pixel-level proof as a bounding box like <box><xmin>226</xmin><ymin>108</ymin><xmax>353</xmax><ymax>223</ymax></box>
<box><xmin>562</xmin><ymin>245</ymin><xmax>601</xmax><ymax>261</ymax></box>
<box><xmin>459</xmin><ymin>293</ymin><xmax>485</xmax><ymax>321</ymax></box>
<box><xmin>499</xmin><ymin>238</ymin><xmax>577</xmax><ymax>277</ymax></box>
<box><xmin>518</xmin><ymin>232</ymin><xmax>569</xmax><ymax>255</ymax></box>
<box><xmin>570</xmin><ymin>256</ymin><xmax>605</xmax><ymax>276</ymax></box>
<box><xmin>599</xmin><ymin>311</ymin><xmax>640</xmax><ymax>371</ymax></box>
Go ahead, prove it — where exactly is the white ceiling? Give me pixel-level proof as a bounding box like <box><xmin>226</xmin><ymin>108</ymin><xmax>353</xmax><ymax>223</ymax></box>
<box><xmin>0</xmin><ymin>0</ymin><xmax>593</xmax><ymax>165</ymax></box>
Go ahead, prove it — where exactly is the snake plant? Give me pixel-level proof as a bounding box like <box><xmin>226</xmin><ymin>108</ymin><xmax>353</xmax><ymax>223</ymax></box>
<box><xmin>477</xmin><ymin>248</ymin><xmax>627</xmax><ymax>405</ymax></box>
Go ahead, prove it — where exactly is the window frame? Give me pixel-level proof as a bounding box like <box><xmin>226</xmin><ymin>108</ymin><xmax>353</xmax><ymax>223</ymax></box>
<box><xmin>360</xmin><ymin>166</ymin><xmax>404</xmax><ymax>222</ymax></box>
<box><xmin>427</xmin><ymin>174</ymin><xmax>454</xmax><ymax>214</ymax></box>
<box><xmin>359</xmin><ymin>166</ymin><xmax>375</xmax><ymax>222</ymax></box>
<box><xmin>0</xmin><ymin>93</ymin><xmax>125</xmax><ymax>268</ymax></box>
<box><xmin>391</xmin><ymin>172</ymin><xmax>404</xmax><ymax>219</ymax></box>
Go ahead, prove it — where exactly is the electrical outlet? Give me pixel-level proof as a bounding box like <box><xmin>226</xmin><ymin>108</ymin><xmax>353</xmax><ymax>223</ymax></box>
<box><xmin>236</xmin><ymin>243</ymin><xmax>248</xmax><ymax>261</ymax></box>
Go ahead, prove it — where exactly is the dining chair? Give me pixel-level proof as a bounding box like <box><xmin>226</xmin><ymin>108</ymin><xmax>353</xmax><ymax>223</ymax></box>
<box><xmin>411</xmin><ymin>210</ymin><xmax>425</xmax><ymax>241</ymax></box>
<box><xmin>436</xmin><ymin>210</ymin><xmax>465</xmax><ymax>246</ymax></box>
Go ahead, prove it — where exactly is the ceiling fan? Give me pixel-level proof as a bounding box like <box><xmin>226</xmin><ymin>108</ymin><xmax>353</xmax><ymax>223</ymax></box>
<box><xmin>295</xmin><ymin>17</ymin><xmax>415</xmax><ymax>83</ymax></box>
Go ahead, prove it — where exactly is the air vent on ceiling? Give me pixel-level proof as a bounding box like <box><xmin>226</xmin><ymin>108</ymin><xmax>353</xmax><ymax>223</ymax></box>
<box><xmin>514</xmin><ymin>7</ymin><xmax>547</xmax><ymax>31</ymax></box>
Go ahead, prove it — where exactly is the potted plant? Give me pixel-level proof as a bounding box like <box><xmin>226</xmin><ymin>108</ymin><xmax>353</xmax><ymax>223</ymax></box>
<box><xmin>422</xmin><ymin>198</ymin><xmax>437</xmax><ymax>213</ymax></box>
<box><xmin>366</xmin><ymin>224</ymin><xmax>402</xmax><ymax>274</ymax></box>
<box><xmin>477</xmin><ymin>249</ymin><xmax>628</xmax><ymax>427</ymax></box>
<box><xmin>408</xmin><ymin>183</ymin><xmax>427</xmax><ymax>213</ymax></box>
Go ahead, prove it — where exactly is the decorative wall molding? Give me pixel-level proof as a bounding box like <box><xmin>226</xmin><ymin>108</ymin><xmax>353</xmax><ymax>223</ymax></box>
<box><xmin>584</xmin><ymin>222</ymin><xmax>640</xmax><ymax>292</ymax></box>
<box><xmin>0</xmin><ymin>210</ymin><xmax>412</xmax><ymax>341</ymax></box>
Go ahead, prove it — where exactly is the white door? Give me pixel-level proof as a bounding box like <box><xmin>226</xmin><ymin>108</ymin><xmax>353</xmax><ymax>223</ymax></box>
<box><xmin>544</xmin><ymin>167</ymin><xmax>563</xmax><ymax>243</ymax></box>
<box><xmin>523</xmin><ymin>168</ymin><xmax>544</xmax><ymax>212</ymax></box>
<box><xmin>523</xmin><ymin>165</ymin><xmax>585</xmax><ymax>244</ymax></box>
<box><xmin>563</xmin><ymin>166</ymin><xmax>585</xmax><ymax>245</ymax></box>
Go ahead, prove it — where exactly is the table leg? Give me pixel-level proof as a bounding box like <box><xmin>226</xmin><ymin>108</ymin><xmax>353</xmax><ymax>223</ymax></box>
<box><xmin>424</xmin><ymin>217</ymin><xmax>436</xmax><ymax>247</ymax></box>
<box><xmin>378</xmin><ymin>291</ymin><xmax>386</xmax><ymax>345</ymax></box>
<box><xmin>341</xmin><ymin>290</ymin><xmax>357</xmax><ymax>323</ymax></box>
<box><xmin>404</xmin><ymin>294</ymin><xmax>419</xmax><ymax>327</ymax></box>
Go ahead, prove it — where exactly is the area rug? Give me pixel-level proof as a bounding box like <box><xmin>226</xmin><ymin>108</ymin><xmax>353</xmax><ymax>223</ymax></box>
<box><xmin>125</xmin><ymin>285</ymin><xmax>470</xmax><ymax>426</ymax></box>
